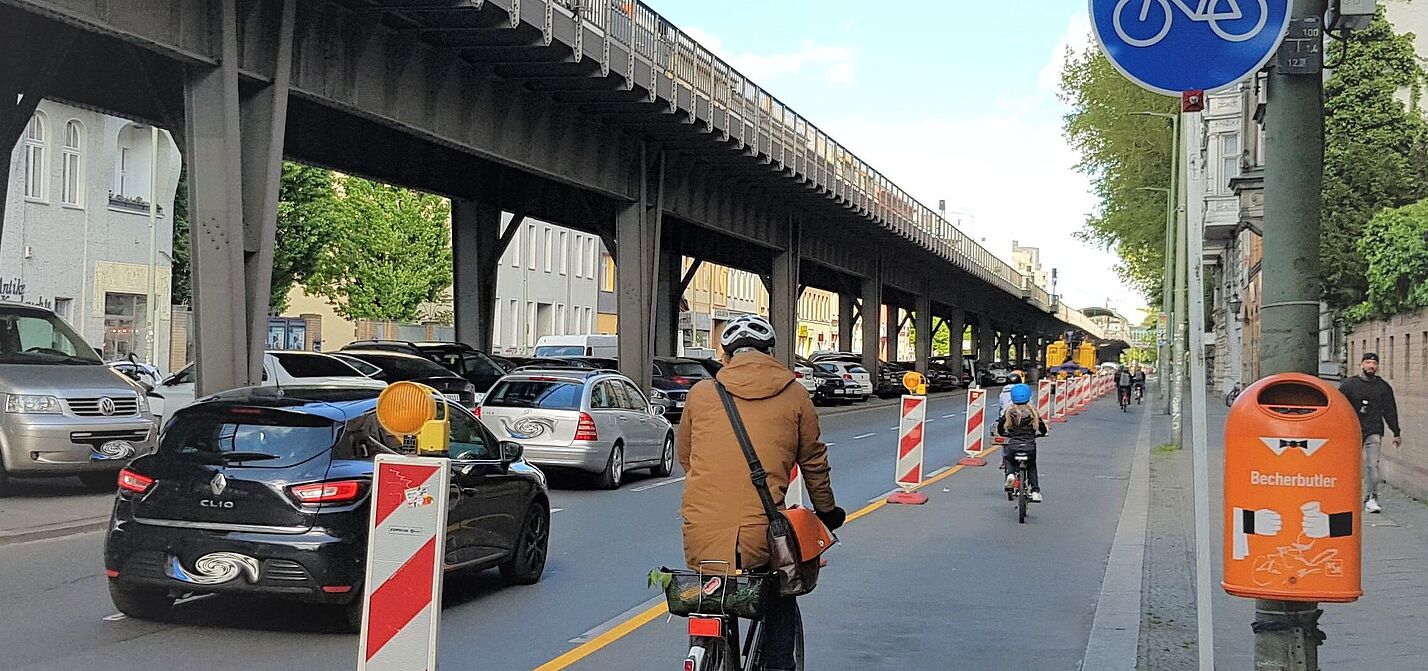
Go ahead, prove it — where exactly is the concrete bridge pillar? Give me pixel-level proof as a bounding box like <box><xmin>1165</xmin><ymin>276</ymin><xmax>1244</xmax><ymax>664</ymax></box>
<box><xmin>914</xmin><ymin>292</ymin><xmax>933</xmax><ymax>375</ymax></box>
<box><xmin>976</xmin><ymin>315</ymin><xmax>995</xmax><ymax>367</ymax></box>
<box><xmin>768</xmin><ymin>218</ymin><xmax>801</xmax><ymax>368</ymax></box>
<box><xmin>184</xmin><ymin>0</ymin><xmax>297</xmax><ymax>396</ymax></box>
<box><xmin>997</xmin><ymin>329</ymin><xmax>1012</xmax><ymax>365</ymax></box>
<box><xmin>616</xmin><ymin>145</ymin><xmax>664</xmax><ymax>393</ymax></box>
<box><xmin>654</xmin><ymin>248</ymin><xmax>682</xmax><ymax>358</ymax></box>
<box><xmin>859</xmin><ymin>262</ymin><xmax>883</xmax><ymax>375</ymax></box>
<box><xmin>837</xmin><ymin>292</ymin><xmax>856</xmax><ymax>352</ymax></box>
<box><xmin>945</xmin><ymin>307</ymin><xmax>965</xmax><ymax>381</ymax></box>
<box><xmin>452</xmin><ymin>201</ymin><xmax>512</xmax><ymax>353</ymax></box>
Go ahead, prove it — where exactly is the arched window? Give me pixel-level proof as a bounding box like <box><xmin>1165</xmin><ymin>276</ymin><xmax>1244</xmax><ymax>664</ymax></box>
<box><xmin>61</xmin><ymin>120</ymin><xmax>83</xmax><ymax>206</ymax></box>
<box><xmin>23</xmin><ymin>113</ymin><xmax>46</xmax><ymax>201</ymax></box>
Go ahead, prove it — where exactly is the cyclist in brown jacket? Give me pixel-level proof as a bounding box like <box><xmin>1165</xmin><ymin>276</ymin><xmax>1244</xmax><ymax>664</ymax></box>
<box><xmin>677</xmin><ymin>314</ymin><xmax>844</xmax><ymax>671</ymax></box>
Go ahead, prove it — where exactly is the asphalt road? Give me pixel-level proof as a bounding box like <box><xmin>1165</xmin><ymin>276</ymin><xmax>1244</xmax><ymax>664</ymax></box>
<box><xmin>0</xmin><ymin>388</ymin><xmax>1142</xmax><ymax>670</ymax></box>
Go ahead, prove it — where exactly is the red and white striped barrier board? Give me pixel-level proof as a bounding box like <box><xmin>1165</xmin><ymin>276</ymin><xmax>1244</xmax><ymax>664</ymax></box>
<box><xmin>358</xmin><ymin>454</ymin><xmax>452</xmax><ymax>671</ymax></box>
<box><xmin>786</xmin><ymin>463</ymin><xmax>806</xmax><ymax>509</ymax></box>
<box><xmin>888</xmin><ymin>395</ymin><xmax>929</xmax><ymax>504</ymax></box>
<box><xmin>959</xmin><ymin>388</ymin><xmax>989</xmax><ymax>466</ymax></box>
<box><xmin>1037</xmin><ymin>379</ymin><xmax>1052</xmax><ymax>419</ymax></box>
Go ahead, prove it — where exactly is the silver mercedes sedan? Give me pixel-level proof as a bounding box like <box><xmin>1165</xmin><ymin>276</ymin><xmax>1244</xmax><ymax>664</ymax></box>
<box><xmin>475</xmin><ymin>366</ymin><xmax>674</xmax><ymax>489</ymax></box>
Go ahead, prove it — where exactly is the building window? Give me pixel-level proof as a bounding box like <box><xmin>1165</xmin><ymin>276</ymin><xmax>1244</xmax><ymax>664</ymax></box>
<box><xmin>587</xmin><ymin>239</ymin><xmax>597</xmax><ymax>280</ymax></box>
<box><xmin>102</xmin><ymin>292</ymin><xmax>149</xmax><ymax>361</ymax></box>
<box><xmin>557</xmin><ymin>303</ymin><xmax>566</xmax><ymax>333</ymax></box>
<box><xmin>508</xmin><ymin>300</ymin><xmax>520</xmax><ymax>345</ymax></box>
<box><xmin>559</xmin><ymin>231</ymin><xmax>568</xmax><ymax>275</ymax></box>
<box><xmin>1405</xmin><ymin>333</ymin><xmax>1412</xmax><ymax>381</ymax></box>
<box><xmin>543</xmin><ymin>228</ymin><xmax>553</xmax><ymax>272</ymax></box>
<box><xmin>53</xmin><ymin>297</ymin><xmax>74</xmax><ymax>322</ymax></box>
<box><xmin>1219</xmin><ymin>133</ymin><xmax>1240</xmax><ymax>195</ymax></box>
<box><xmin>1388</xmin><ymin>336</ymin><xmax>1395</xmax><ymax>380</ymax></box>
<box><xmin>60</xmin><ymin>120</ymin><xmax>83</xmax><ymax>206</ymax></box>
<box><xmin>113</xmin><ymin>124</ymin><xmax>156</xmax><ymax>202</ymax></box>
<box><xmin>527</xmin><ymin>224</ymin><xmax>537</xmax><ymax>270</ymax></box>
<box><xmin>526</xmin><ymin>302</ymin><xmax>537</xmax><ymax>348</ymax></box>
<box><xmin>585</xmin><ymin>307</ymin><xmax>594</xmax><ymax>332</ymax></box>
<box><xmin>510</xmin><ymin>220</ymin><xmax>521</xmax><ymax>268</ymax></box>
<box><xmin>23</xmin><ymin>113</ymin><xmax>46</xmax><ymax>201</ymax></box>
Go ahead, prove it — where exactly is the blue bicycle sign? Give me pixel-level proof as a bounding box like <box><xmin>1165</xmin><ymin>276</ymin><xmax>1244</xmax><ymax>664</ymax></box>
<box><xmin>1091</xmin><ymin>0</ymin><xmax>1292</xmax><ymax>96</ymax></box>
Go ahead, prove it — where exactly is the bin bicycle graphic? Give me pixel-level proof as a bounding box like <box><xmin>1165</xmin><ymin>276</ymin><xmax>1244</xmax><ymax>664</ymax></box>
<box><xmin>1114</xmin><ymin>0</ymin><xmax>1270</xmax><ymax>47</ymax></box>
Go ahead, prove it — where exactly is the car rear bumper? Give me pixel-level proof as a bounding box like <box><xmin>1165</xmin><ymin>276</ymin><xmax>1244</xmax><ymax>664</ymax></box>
<box><xmin>522</xmin><ymin>441</ymin><xmax>613</xmax><ymax>473</ymax></box>
<box><xmin>105</xmin><ymin>516</ymin><xmax>365</xmax><ymax>604</ymax></box>
<box><xmin>0</xmin><ymin>416</ymin><xmax>156</xmax><ymax>476</ymax></box>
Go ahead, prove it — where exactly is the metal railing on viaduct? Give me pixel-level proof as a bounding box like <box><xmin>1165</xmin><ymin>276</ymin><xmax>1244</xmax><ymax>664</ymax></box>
<box><xmin>0</xmin><ymin>0</ymin><xmax>1102</xmax><ymax>393</ymax></box>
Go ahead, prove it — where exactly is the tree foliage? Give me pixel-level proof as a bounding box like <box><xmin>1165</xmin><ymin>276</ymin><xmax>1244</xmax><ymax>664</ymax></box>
<box><xmin>306</xmin><ymin>177</ymin><xmax>453</xmax><ymax>322</ymax></box>
<box><xmin>1321</xmin><ymin>11</ymin><xmax>1428</xmax><ymax>311</ymax></box>
<box><xmin>1350</xmin><ymin>198</ymin><xmax>1428</xmax><ymax>321</ymax></box>
<box><xmin>270</xmin><ymin>162</ymin><xmax>341</xmax><ymax>314</ymax></box>
<box><xmin>1059</xmin><ymin>45</ymin><xmax>1179</xmax><ymax>304</ymax></box>
<box><xmin>170</xmin><ymin>170</ymin><xmax>190</xmax><ymax>306</ymax></box>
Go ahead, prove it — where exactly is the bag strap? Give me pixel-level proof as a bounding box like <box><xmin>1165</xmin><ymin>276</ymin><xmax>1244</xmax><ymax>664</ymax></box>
<box><xmin>714</xmin><ymin>382</ymin><xmax>783</xmax><ymax>522</ymax></box>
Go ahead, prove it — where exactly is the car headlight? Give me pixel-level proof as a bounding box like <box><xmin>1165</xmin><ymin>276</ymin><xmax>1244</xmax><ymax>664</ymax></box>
<box><xmin>136</xmin><ymin>394</ymin><xmax>151</xmax><ymax>414</ymax></box>
<box><xmin>5</xmin><ymin>394</ymin><xmax>62</xmax><ymax>414</ymax></box>
<box><xmin>650</xmin><ymin>389</ymin><xmax>668</xmax><ymax>400</ymax></box>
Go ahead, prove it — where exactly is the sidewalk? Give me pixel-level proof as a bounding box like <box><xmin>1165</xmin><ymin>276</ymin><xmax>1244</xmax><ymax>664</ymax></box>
<box><xmin>1139</xmin><ymin>393</ymin><xmax>1428</xmax><ymax>668</ymax></box>
<box><xmin>0</xmin><ymin>479</ymin><xmax>113</xmax><ymax>546</ymax></box>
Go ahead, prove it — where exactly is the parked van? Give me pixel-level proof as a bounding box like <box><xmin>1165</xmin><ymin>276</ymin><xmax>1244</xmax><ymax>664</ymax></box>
<box><xmin>534</xmin><ymin>334</ymin><xmax>618</xmax><ymax>358</ymax></box>
<box><xmin>0</xmin><ymin>302</ymin><xmax>157</xmax><ymax>489</ymax></box>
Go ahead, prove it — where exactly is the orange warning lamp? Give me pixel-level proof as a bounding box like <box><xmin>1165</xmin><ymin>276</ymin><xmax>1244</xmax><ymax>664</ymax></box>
<box><xmin>1222</xmin><ymin>373</ymin><xmax>1362</xmax><ymax>603</ymax></box>
<box><xmin>902</xmin><ymin>371</ymin><xmax>927</xmax><ymax>396</ymax></box>
<box><xmin>376</xmin><ymin>381</ymin><xmax>449</xmax><ymax>455</ymax></box>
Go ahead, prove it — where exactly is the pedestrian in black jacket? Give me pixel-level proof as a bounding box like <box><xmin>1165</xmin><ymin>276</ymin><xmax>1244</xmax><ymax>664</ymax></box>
<box><xmin>1339</xmin><ymin>352</ymin><xmax>1401</xmax><ymax>514</ymax></box>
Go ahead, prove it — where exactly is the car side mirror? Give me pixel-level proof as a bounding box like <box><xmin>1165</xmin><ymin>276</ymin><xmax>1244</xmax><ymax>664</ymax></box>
<box><xmin>500</xmin><ymin>441</ymin><xmax>523</xmax><ymax>464</ymax></box>
<box><xmin>650</xmin><ymin>404</ymin><xmax>666</xmax><ymax>417</ymax></box>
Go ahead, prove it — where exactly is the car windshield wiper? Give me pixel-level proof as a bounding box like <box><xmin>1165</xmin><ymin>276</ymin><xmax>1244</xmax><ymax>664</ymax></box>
<box><xmin>218</xmin><ymin>451</ymin><xmax>281</xmax><ymax>463</ymax></box>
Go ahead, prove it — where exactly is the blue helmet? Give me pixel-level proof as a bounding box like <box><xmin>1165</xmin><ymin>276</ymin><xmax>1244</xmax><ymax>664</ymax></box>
<box><xmin>1010</xmin><ymin>383</ymin><xmax>1033</xmax><ymax>404</ymax></box>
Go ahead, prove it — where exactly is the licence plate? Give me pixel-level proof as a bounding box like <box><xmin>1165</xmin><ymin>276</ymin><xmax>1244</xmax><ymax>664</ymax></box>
<box><xmin>675</xmin><ymin>401</ymin><xmax>685</xmax><ymax>408</ymax></box>
<box><xmin>444</xmin><ymin>393</ymin><xmax>462</xmax><ymax>401</ymax></box>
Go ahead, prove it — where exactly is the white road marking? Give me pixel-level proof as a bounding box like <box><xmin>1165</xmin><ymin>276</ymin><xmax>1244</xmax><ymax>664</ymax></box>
<box><xmin>631</xmin><ymin>477</ymin><xmax>686</xmax><ymax>492</ymax></box>
<box><xmin>102</xmin><ymin>613</ymin><xmax>127</xmax><ymax>622</ymax></box>
<box><xmin>551</xmin><ymin>508</ymin><xmax>565</xmax><ymax>513</ymax></box>
<box><xmin>569</xmin><ymin>595</ymin><xmax>667</xmax><ymax>643</ymax></box>
<box><xmin>824</xmin><ymin>442</ymin><xmax>837</xmax><ymax>447</ymax></box>
<box><xmin>943</xmin><ymin>413</ymin><xmax>959</xmax><ymax>418</ymax></box>
<box><xmin>927</xmin><ymin>466</ymin><xmax>950</xmax><ymax>478</ymax></box>
<box><xmin>852</xmin><ymin>433</ymin><xmax>877</xmax><ymax>440</ymax></box>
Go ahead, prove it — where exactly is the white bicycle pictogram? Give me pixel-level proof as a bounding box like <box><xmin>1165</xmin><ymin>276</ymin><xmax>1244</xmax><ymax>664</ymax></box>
<box><xmin>1114</xmin><ymin>0</ymin><xmax>1271</xmax><ymax>48</ymax></box>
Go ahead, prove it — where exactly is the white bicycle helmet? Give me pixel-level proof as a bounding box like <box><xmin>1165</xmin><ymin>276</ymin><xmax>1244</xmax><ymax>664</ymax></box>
<box><xmin>720</xmin><ymin>314</ymin><xmax>776</xmax><ymax>353</ymax></box>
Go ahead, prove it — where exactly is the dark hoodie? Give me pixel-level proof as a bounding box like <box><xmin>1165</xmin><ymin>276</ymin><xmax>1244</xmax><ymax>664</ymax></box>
<box><xmin>676</xmin><ymin>351</ymin><xmax>836</xmax><ymax>570</ymax></box>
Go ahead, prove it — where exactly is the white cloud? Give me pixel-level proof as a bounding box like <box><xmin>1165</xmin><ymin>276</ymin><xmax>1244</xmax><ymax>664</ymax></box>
<box><xmin>684</xmin><ymin>26</ymin><xmax>859</xmax><ymax>86</ymax></box>
<box><xmin>1039</xmin><ymin>11</ymin><xmax>1092</xmax><ymax>92</ymax></box>
<box><xmin>824</xmin><ymin>107</ymin><xmax>1147</xmax><ymax>317</ymax></box>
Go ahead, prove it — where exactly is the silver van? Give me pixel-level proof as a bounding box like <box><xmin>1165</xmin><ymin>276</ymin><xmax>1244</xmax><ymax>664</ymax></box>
<box><xmin>0</xmin><ymin>302</ymin><xmax>157</xmax><ymax>489</ymax></box>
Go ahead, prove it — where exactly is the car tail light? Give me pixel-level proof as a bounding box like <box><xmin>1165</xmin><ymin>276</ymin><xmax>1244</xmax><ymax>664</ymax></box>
<box><xmin>844</xmin><ymin>374</ymin><xmax>852</xmax><ymax>381</ymax></box>
<box><xmin>683</xmin><ymin>660</ymin><xmax>695</xmax><ymax>671</ymax></box>
<box><xmin>289</xmin><ymin>480</ymin><xmax>363</xmax><ymax>504</ymax></box>
<box><xmin>117</xmin><ymin>468</ymin><xmax>153</xmax><ymax>494</ymax></box>
<box><xmin>671</xmin><ymin>376</ymin><xmax>693</xmax><ymax>386</ymax></box>
<box><xmin>793</xmin><ymin>372</ymin><xmax>804</xmax><ymax>379</ymax></box>
<box><xmin>473</xmin><ymin>406</ymin><xmax>482</xmax><ymax>418</ymax></box>
<box><xmin>105</xmin><ymin>569</ymin><xmax>120</xmax><ymax>578</ymax></box>
<box><xmin>688</xmin><ymin>616</ymin><xmax>723</xmax><ymax>638</ymax></box>
<box><xmin>321</xmin><ymin>585</ymin><xmax>353</xmax><ymax>594</ymax></box>
<box><xmin>574</xmin><ymin>412</ymin><xmax>599</xmax><ymax>442</ymax></box>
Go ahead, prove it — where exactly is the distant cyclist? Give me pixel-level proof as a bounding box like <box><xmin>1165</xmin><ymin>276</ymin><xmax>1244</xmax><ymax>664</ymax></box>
<box><xmin>677</xmin><ymin>314</ymin><xmax>846</xmax><ymax>669</ymax></box>
<box><xmin>1116</xmin><ymin>366</ymin><xmax>1133</xmax><ymax>408</ymax></box>
<box><xmin>1131</xmin><ymin>367</ymin><xmax>1147</xmax><ymax>403</ymax></box>
<box><xmin>998</xmin><ymin>383</ymin><xmax>1048</xmax><ymax>502</ymax></box>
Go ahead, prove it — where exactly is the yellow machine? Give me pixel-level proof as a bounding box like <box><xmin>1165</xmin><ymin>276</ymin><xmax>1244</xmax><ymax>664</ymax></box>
<box><xmin>375</xmin><ymin>381</ymin><xmax>450</xmax><ymax>455</ymax></box>
<box><xmin>1075</xmin><ymin>342</ymin><xmax>1098</xmax><ymax>371</ymax></box>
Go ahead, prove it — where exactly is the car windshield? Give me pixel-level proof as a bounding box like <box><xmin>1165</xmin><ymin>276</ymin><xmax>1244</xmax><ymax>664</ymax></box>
<box><xmin>273</xmin><ymin>353</ymin><xmax>363</xmax><ymax>378</ymax></box>
<box><xmin>353</xmin><ymin>353</ymin><xmax>452</xmax><ymax>379</ymax></box>
<box><xmin>816</xmin><ymin>363</ymin><xmax>840</xmax><ymax>374</ymax></box>
<box><xmin>0</xmin><ymin>310</ymin><xmax>102</xmax><ymax>365</ymax></box>
<box><xmin>849</xmin><ymin>366</ymin><xmax>868</xmax><ymax>374</ymax></box>
<box><xmin>160</xmin><ymin>408</ymin><xmax>339</xmax><ymax>468</ymax></box>
<box><xmin>484</xmin><ymin>379</ymin><xmax>583</xmax><ymax>410</ymax></box>
<box><xmin>330</xmin><ymin>354</ymin><xmax>381</xmax><ymax>376</ymax></box>
<box><xmin>534</xmin><ymin>345</ymin><xmax>584</xmax><ymax>357</ymax></box>
<box><xmin>669</xmin><ymin>362</ymin><xmax>710</xmax><ymax>377</ymax></box>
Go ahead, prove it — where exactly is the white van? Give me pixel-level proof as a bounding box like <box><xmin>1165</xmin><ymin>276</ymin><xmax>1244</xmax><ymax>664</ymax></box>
<box><xmin>534</xmin><ymin>334</ymin><xmax>619</xmax><ymax>358</ymax></box>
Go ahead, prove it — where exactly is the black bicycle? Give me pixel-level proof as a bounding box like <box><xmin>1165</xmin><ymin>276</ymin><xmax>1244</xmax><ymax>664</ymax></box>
<box><xmin>1118</xmin><ymin>386</ymin><xmax>1131</xmax><ymax>411</ymax></box>
<box><xmin>1007</xmin><ymin>452</ymin><xmax>1033</xmax><ymax>524</ymax></box>
<box><xmin>674</xmin><ymin>564</ymin><xmax>804</xmax><ymax>671</ymax></box>
<box><xmin>1225</xmin><ymin>382</ymin><xmax>1242</xmax><ymax>407</ymax></box>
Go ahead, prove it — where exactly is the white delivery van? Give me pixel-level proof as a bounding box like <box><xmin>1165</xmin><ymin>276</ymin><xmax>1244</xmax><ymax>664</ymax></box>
<box><xmin>533</xmin><ymin>334</ymin><xmax>619</xmax><ymax>358</ymax></box>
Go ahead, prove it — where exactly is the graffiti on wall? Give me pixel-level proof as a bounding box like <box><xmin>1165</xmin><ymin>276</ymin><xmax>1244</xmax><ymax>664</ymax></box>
<box><xmin>0</xmin><ymin>278</ymin><xmax>54</xmax><ymax>310</ymax></box>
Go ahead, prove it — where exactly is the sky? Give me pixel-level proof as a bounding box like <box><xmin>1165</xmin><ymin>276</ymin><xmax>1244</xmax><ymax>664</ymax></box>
<box><xmin>652</xmin><ymin>1</ymin><xmax>1147</xmax><ymax>321</ymax></box>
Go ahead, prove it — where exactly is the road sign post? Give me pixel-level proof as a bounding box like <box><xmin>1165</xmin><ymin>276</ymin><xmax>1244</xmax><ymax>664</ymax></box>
<box><xmin>1090</xmin><ymin>2</ymin><xmax>1298</xmax><ymax>668</ymax></box>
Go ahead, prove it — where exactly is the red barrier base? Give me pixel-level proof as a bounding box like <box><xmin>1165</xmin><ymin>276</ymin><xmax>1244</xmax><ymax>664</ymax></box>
<box><xmin>1051</xmin><ymin>416</ymin><xmax>1067</xmax><ymax>423</ymax></box>
<box><xmin>887</xmin><ymin>491</ymin><xmax>929</xmax><ymax>505</ymax></box>
<box><xmin>958</xmin><ymin>455</ymin><xmax>988</xmax><ymax>467</ymax></box>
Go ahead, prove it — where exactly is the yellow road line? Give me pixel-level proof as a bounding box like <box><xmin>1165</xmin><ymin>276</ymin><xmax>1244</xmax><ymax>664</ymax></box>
<box><xmin>531</xmin><ymin>446</ymin><xmax>1002</xmax><ymax>671</ymax></box>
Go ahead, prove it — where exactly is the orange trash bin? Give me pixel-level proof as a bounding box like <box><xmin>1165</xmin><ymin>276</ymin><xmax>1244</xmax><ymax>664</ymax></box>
<box><xmin>1222</xmin><ymin>373</ymin><xmax>1363</xmax><ymax>603</ymax></box>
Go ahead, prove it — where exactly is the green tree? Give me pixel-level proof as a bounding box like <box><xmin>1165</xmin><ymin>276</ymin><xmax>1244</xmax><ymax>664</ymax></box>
<box><xmin>1351</xmin><ymin>198</ymin><xmax>1428</xmax><ymax>320</ymax></box>
<box><xmin>307</xmin><ymin>177</ymin><xmax>453</xmax><ymax>322</ymax></box>
<box><xmin>271</xmin><ymin>162</ymin><xmax>341</xmax><ymax>313</ymax></box>
<box><xmin>1059</xmin><ymin>46</ymin><xmax>1179</xmax><ymax>304</ymax></box>
<box><xmin>1321</xmin><ymin>11</ymin><xmax>1428</xmax><ymax>311</ymax></box>
<box><xmin>170</xmin><ymin>170</ymin><xmax>190</xmax><ymax>305</ymax></box>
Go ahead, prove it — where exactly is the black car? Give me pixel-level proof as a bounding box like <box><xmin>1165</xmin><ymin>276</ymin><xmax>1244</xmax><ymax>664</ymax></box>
<box><xmin>103</xmin><ymin>386</ymin><xmax>549</xmax><ymax>628</ymax></box>
<box><xmin>875</xmin><ymin>362</ymin><xmax>910</xmax><ymax>398</ymax></box>
<box><xmin>344</xmin><ymin>340</ymin><xmax>505</xmax><ymax>397</ymax></box>
<box><xmin>808</xmin><ymin>364</ymin><xmax>851</xmax><ymax>405</ymax></box>
<box><xmin>337</xmin><ymin>349</ymin><xmax>479</xmax><ymax>407</ymax></box>
<box><xmin>650</xmin><ymin>357</ymin><xmax>715</xmax><ymax>418</ymax></box>
<box><xmin>925</xmin><ymin>362</ymin><xmax>961</xmax><ymax>391</ymax></box>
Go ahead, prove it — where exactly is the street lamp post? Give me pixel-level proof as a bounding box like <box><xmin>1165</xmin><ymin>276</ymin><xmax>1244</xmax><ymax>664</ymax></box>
<box><xmin>1135</xmin><ymin>111</ymin><xmax>1182</xmax><ymax>430</ymax></box>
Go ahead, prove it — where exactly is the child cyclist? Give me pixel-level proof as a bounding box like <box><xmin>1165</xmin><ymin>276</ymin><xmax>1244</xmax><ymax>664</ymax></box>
<box><xmin>997</xmin><ymin>383</ymin><xmax>1048</xmax><ymax>502</ymax></box>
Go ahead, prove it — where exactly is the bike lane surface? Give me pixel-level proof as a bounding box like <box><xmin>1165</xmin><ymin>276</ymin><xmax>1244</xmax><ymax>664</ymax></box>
<box><xmin>557</xmin><ymin>395</ymin><xmax>1146</xmax><ymax>670</ymax></box>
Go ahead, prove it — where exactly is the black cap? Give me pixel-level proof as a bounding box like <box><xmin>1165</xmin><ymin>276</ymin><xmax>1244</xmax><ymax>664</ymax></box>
<box><xmin>1362</xmin><ymin>352</ymin><xmax>1379</xmax><ymax>362</ymax></box>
